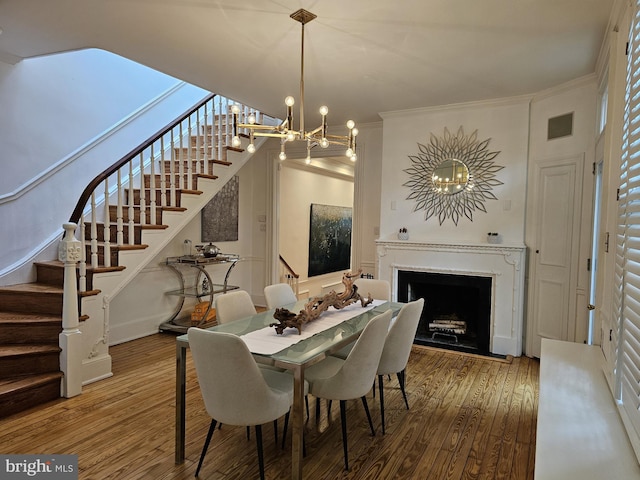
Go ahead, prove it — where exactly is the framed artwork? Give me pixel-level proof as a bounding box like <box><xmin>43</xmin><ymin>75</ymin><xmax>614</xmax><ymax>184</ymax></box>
<box><xmin>308</xmin><ymin>203</ymin><xmax>352</xmax><ymax>277</ymax></box>
<box><xmin>201</xmin><ymin>176</ymin><xmax>239</xmax><ymax>242</ymax></box>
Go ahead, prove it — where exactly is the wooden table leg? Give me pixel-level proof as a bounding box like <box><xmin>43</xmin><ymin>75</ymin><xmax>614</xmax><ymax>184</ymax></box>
<box><xmin>292</xmin><ymin>365</ymin><xmax>305</xmax><ymax>480</ymax></box>
<box><xmin>175</xmin><ymin>342</ymin><xmax>187</xmax><ymax>464</ymax></box>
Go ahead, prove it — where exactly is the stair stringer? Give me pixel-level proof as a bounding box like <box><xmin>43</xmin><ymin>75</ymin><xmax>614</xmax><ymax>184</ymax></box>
<box><xmin>77</xmin><ymin>140</ymin><xmax>261</xmax><ymax>385</ymax></box>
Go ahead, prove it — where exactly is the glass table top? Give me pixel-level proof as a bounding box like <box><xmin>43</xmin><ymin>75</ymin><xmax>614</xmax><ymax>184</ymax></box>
<box><xmin>177</xmin><ymin>300</ymin><xmax>403</xmax><ymax>366</ymax></box>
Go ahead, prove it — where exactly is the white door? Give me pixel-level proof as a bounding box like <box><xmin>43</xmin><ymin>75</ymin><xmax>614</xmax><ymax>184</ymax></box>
<box><xmin>527</xmin><ymin>156</ymin><xmax>585</xmax><ymax>357</ymax></box>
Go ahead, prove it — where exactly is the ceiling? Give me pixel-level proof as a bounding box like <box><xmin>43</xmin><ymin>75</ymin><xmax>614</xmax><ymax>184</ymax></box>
<box><xmin>0</xmin><ymin>0</ymin><xmax>616</xmax><ymax>128</ymax></box>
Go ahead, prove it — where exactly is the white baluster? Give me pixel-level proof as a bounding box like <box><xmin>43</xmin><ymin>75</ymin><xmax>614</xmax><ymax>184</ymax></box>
<box><xmin>217</xmin><ymin>96</ymin><xmax>223</xmax><ymax>161</ymax></box>
<box><xmin>78</xmin><ymin>216</ymin><xmax>87</xmax><ymax>292</ymax></box>
<box><xmin>186</xmin><ymin>115</ymin><xmax>193</xmax><ymax>190</ymax></box>
<box><xmin>159</xmin><ymin>136</ymin><xmax>167</xmax><ymax>207</ymax></box>
<box><xmin>58</xmin><ymin>222</ymin><xmax>82</xmax><ymax>398</ymax></box>
<box><xmin>138</xmin><ymin>152</ymin><xmax>146</xmax><ymax>226</ymax></box>
<box><xmin>116</xmin><ymin>169</ymin><xmax>123</xmax><ymax>246</ymax></box>
<box><xmin>195</xmin><ymin>108</ymin><xmax>201</xmax><ymax>175</ymax></box>
<box><xmin>90</xmin><ymin>192</ymin><xmax>98</xmax><ymax>269</ymax></box>
<box><xmin>103</xmin><ymin>177</ymin><xmax>111</xmax><ymax>268</ymax></box>
<box><xmin>170</xmin><ymin>127</ymin><xmax>177</xmax><ymax>207</ymax></box>
<box><xmin>224</xmin><ymin>97</ymin><xmax>230</xmax><ymax>147</ymax></box>
<box><xmin>128</xmin><ymin>159</ymin><xmax>135</xmax><ymax>245</ymax></box>
<box><xmin>203</xmin><ymin>102</ymin><xmax>209</xmax><ymax>175</ymax></box>
<box><xmin>178</xmin><ymin>120</ymin><xmax>185</xmax><ymax>192</ymax></box>
<box><xmin>149</xmin><ymin>143</ymin><xmax>156</xmax><ymax>225</ymax></box>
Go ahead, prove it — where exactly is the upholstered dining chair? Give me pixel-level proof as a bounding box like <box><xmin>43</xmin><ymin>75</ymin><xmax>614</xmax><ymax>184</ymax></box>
<box><xmin>332</xmin><ymin>278</ymin><xmax>392</xmax><ymax>361</ymax></box>
<box><xmin>354</xmin><ymin>278</ymin><xmax>391</xmax><ymax>301</ymax></box>
<box><xmin>215</xmin><ymin>290</ymin><xmax>257</xmax><ymax>324</ymax></box>
<box><xmin>375</xmin><ymin>298</ymin><xmax>424</xmax><ymax>434</ymax></box>
<box><xmin>304</xmin><ymin>309</ymin><xmax>393</xmax><ymax>471</ymax></box>
<box><xmin>264</xmin><ymin>283</ymin><xmax>297</xmax><ymax>309</ymax></box>
<box><xmin>188</xmin><ymin>327</ymin><xmax>307</xmax><ymax>480</ymax></box>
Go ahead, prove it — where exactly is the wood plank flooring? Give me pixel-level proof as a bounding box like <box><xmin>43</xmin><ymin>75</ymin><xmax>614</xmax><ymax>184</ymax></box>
<box><xmin>0</xmin><ymin>333</ymin><xmax>539</xmax><ymax>479</ymax></box>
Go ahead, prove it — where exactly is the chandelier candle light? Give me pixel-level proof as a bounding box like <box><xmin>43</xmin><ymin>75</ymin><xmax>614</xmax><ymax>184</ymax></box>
<box><xmin>231</xmin><ymin>9</ymin><xmax>358</xmax><ymax>164</ymax></box>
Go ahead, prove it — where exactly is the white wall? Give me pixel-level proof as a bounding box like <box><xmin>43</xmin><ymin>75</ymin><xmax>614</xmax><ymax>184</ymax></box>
<box><xmin>0</xmin><ymin>49</ymin><xmax>208</xmax><ymax>284</ymax></box>
<box><xmin>379</xmin><ymin>98</ymin><xmax>531</xmax><ymax>245</ymax></box>
<box><xmin>278</xmin><ymin>163</ymin><xmax>354</xmax><ymax>298</ymax></box>
<box><xmin>352</xmin><ymin>122</ymin><xmax>383</xmax><ymax>276</ymax></box>
<box><xmin>525</xmin><ymin>76</ymin><xmax>598</xmax><ymax>349</ymax></box>
<box><xmin>0</xmin><ymin>49</ymin><xmax>180</xmax><ymax>192</ymax></box>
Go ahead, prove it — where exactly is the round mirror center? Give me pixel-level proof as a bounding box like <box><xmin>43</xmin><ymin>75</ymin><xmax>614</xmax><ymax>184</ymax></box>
<box><xmin>432</xmin><ymin>159</ymin><xmax>469</xmax><ymax>194</ymax></box>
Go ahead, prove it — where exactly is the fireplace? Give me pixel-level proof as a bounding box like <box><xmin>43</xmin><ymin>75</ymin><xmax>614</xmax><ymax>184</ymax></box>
<box><xmin>376</xmin><ymin>240</ymin><xmax>526</xmax><ymax>357</ymax></box>
<box><xmin>398</xmin><ymin>270</ymin><xmax>491</xmax><ymax>354</ymax></box>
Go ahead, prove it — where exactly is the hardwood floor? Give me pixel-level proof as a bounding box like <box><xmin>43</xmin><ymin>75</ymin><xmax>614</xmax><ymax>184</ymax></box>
<box><xmin>0</xmin><ymin>333</ymin><xmax>539</xmax><ymax>479</ymax></box>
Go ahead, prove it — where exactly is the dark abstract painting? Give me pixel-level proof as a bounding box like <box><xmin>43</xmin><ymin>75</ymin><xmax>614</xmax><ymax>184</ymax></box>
<box><xmin>308</xmin><ymin>204</ymin><xmax>352</xmax><ymax>277</ymax></box>
<box><xmin>201</xmin><ymin>175</ymin><xmax>239</xmax><ymax>242</ymax></box>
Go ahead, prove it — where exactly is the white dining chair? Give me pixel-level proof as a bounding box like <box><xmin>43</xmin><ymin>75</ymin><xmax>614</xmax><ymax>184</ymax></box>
<box><xmin>354</xmin><ymin>278</ymin><xmax>391</xmax><ymax>301</ymax></box>
<box><xmin>332</xmin><ymin>278</ymin><xmax>392</xmax><ymax>360</ymax></box>
<box><xmin>264</xmin><ymin>283</ymin><xmax>297</xmax><ymax>309</ymax></box>
<box><xmin>304</xmin><ymin>309</ymin><xmax>393</xmax><ymax>471</ymax></box>
<box><xmin>188</xmin><ymin>328</ymin><xmax>307</xmax><ymax>480</ymax></box>
<box><xmin>376</xmin><ymin>298</ymin><xmax>424</xmax><ymax>434</ymax></box>
<box><xmin>215</xmin><ymin>290</ymin><xmax>257</xmax><ymax>324</ymax></box>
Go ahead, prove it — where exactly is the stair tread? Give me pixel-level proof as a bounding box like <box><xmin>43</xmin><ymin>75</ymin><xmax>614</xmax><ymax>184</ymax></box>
<box><xmin>117</xmin><ymin>244</ymin><xmax>148</xmax><ymax>251</ymax></box>
<box><xmin>0</xmin><ymin>311</ymin><xmax>61</xmax><ymax>323</ymax></box>
<box><xmin>140</xmin><ymin>224</ymin><xmax>169</xmax><ymax>230</ymax></box>
<box><xmin>212</xmin><ymin>159</ymin><xmax>232</xmax><ymax>166</ymax></box>
<box><xmin>0</xmin><ymin>344</ymin><xmax>62</xmax><ymax>357</ymax></box>
<box><xmin>35</xmin><ymin>260</ymin><xmax>127</xmax><ymax>273</ymax></box>
<box><xmin>0</xmin><ymin>283</ymin><xmax>63</xmax><ymax>294</ymax></box>
<box><xmin>0</xmin><ymin>372</ymin><xmax>63</xmax><ymax>395</ymax></box>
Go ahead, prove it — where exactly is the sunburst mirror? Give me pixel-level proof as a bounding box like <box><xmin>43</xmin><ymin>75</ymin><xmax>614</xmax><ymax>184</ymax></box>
<box><xmin>403</xmin><ymin>127</ymin><xmax>503</xmax><ymax>225</ymax></box>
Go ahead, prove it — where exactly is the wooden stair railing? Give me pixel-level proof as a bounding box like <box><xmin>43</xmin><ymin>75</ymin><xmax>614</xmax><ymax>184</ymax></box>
<box><xmin>67</xmin><ymin>94</ymin><xmax>273</xmax><ymax>292</ymax></box>
<box><xmin>51</xmin><ymin>94</ymin><xmax>274</xmax><ymax>403</ymax></box>
<box><xmin>0</xmin><ymin>91</ymin><xmax>278</xmax><ymax>418</ymax></box>
<box><xmin>279</xmin><ymin>255</ymin><xmax>300</xmax><ymax>297</ymax></box>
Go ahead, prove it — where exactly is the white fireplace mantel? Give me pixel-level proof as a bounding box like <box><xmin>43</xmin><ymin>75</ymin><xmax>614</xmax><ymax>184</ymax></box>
<box><xmin>376</xmin><ymin>239</ymin><xmax>527</xmax><ymax>356</ymax></box>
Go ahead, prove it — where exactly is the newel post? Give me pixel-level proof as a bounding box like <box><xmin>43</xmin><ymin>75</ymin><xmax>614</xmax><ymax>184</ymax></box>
<box><xmin>59</xmin><ymin>222</ymin><xmax>83</xmax><ymax>398</ymax></box>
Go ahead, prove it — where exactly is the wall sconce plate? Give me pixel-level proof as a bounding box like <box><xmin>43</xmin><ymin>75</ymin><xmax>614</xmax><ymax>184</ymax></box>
<box><xmin>403</xmin><ymin>127</ymin><xmax>504</xmax><ymax>225</ymax></box>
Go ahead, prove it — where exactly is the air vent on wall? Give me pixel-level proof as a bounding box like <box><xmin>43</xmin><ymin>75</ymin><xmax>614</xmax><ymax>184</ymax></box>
<box><xmin>547</xmin><ymin>112</ymin><xmax>573</xmax><ymax>140</ymax></box>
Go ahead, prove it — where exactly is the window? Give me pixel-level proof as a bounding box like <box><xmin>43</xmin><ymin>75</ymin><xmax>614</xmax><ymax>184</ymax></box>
<box><xmin>615</xmin><ymin>0</ymin><xmax>640</xmax><ymax>458</ymax></box>
<box><xmin>599</xmin><ymin>83</ymin><xmax>609</xmax><ymax>134</ymax></box>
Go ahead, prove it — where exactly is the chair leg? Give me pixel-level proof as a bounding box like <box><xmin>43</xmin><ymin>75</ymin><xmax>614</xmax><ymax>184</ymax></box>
<box><xmin>361</xmin><ymin>396</ymin><xmax>376</xmax><ymax>436</ymax></box>
<box><xmin>305</xmin><ymin>395</ymin><xmax>310</xmax><ymax>420</ymax></box>
<box><xmin>195</xmin><ymin>419</ymin><xmax>217</xmax><ymax>477</ymax></box>
<box><xmin>378</xmin><ymin>373</ymin><xmax>386</xmax><ymax>434</ymax></box>
<box><xmin>339</xmin><ymin>400</ymin><xmax>349</xmax><ymax>471</ymax></box>
<box><xmin>273</xmin><ymin>419</ymin><xmax>278</xmax><ymax>445</ymax></box>
<box><xmin>282</xmin><ymin>410</ymin><xmax>305</xmax><ymax>454</ymax></box>
<box><xmin>255</xmin><ymin>424</ymin><xmax>265</xmax><ymax>480</ymax></box>
<box><xmin>282</xmin><ymin>410</ymin><xmax>290</xmax><ymax>449</ymax></box>
<box><xmin>398</xmin><ymin>369</ymin><xmax>409</xmax><ymax>410</ymax></box>
<box><xmin>315</xmin><ymin>397</ymin><xmax>321</xmax><ymax>423</ymax></box>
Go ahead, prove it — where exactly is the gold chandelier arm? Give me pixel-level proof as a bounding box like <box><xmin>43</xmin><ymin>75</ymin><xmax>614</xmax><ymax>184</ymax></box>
<box><xmin>232</xmin><ymin>9</ymin><xmax>356</xmax><ymax>162</ymax></box>
<box><xmin>236</xmin><ymin>123</ymin><xmax>280</xmax><ymax>131</ymax></box>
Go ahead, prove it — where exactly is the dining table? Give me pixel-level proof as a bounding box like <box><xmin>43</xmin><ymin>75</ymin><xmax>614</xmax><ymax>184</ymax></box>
<box><xmin>174</xmin><ymin>297</ymin><xmax>403</xmax><ymax>480</ymax></box>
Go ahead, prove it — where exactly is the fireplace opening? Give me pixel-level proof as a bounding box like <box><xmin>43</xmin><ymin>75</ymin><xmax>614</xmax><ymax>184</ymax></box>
<box><xmin>397</xmin><ymin>270</ymin><xmax>491</xmax><ymax>355</ymax></box>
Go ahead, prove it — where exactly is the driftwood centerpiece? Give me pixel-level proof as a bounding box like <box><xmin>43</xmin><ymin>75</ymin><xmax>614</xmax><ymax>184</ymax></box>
<box><xmin>270</xmin><ymin>270</ymin><xmax>373</xmax><ymax>335</ymax></box>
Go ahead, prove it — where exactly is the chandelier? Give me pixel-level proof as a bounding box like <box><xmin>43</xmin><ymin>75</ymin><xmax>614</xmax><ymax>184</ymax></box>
<box><xmin>231</xmin><ymin>9</ymin><xmax>358</xmax><ymax>164</ymax></box>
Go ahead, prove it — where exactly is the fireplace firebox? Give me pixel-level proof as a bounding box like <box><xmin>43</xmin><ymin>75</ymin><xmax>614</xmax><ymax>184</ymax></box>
<box><xmin>397</xmin><ymin>270</ymin><xmax>491</xmax><ymax>355</ymax></box>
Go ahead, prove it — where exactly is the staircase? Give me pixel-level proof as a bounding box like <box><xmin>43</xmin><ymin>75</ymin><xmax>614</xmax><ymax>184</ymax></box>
<box><xmin>0</xmin><ymin>94</ymin><xmax>270</xmax><ymax>418</ymax></box>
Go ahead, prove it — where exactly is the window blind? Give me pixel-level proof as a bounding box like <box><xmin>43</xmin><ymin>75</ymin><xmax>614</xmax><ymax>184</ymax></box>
<box><xmin>616</xmin><ymin>0</ymin><xmax>640</xmax><ymax>454</ymax></box>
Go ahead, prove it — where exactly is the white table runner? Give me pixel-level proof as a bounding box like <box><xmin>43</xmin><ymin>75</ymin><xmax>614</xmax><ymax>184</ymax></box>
<box><xmin>241</xmin><ymin>299</ymin><xmax>385</xmax><ymax>355</ymax></box>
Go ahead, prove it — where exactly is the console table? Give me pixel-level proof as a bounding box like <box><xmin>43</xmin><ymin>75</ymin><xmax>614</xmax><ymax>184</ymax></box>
<box><xmin>159</xmin><ymin>254</ymin><xmax>240</xmax><ymax>334</ymax></box>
